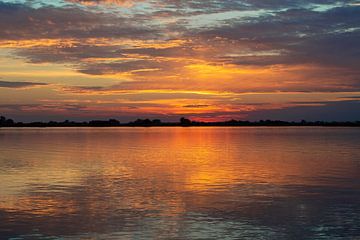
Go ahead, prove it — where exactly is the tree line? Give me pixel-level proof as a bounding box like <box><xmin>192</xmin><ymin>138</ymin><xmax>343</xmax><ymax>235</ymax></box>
<box><xmin>1</xmin><ymin>116</ymin><xmax>360</xmax><ymax>127</ymax></box>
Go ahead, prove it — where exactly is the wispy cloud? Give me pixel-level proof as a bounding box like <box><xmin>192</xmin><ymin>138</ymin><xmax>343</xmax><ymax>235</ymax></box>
<box><xmin>0</xmin><ymin>80</ymin><xmax>48</xmax><ymax>89</ymax></box>
<box><xmin>66</xmin><ymin>0</ymin><xmax>142</xmax><ymax>6</ymax></box>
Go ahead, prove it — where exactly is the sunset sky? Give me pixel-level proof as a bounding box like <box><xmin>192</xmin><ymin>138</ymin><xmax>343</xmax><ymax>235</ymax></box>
<box><xmin>0</xmin><ymin>0</ymin><xmax>359</xmax><ymax>122</ymax></box>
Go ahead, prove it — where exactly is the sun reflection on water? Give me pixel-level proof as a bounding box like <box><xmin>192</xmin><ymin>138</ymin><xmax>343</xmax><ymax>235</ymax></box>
<box><xmin>0</xmin><ymin>127</ymin><xmax>360</xmax><ymax>239</ymax></box>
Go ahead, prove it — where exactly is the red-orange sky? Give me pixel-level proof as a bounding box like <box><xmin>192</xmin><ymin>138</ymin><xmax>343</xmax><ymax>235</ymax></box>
<box><xmin>0</xmin><ymin>0</ymin><xmax>359</xmax><ymax>122</ymax></box>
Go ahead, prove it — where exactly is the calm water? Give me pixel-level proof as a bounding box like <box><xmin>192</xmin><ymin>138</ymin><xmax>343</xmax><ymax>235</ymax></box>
<box><xmin>0</xmin><ymin>127</ymin><xmax>360</xmax><ymax>240</ymax></box>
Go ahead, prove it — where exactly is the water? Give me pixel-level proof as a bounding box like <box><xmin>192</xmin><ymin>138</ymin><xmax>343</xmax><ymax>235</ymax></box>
<box><xmin>0</xmin><ymin>127</ymin><xmax>359</xmax><ymax>239</ymax></box>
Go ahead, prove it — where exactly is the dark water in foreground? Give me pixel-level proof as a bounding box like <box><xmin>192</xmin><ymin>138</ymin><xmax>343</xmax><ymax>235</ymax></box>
<box><xmin>0</xmin><ymin>127</ymin><xmax>359</xmax><ymax>240</ymax></box>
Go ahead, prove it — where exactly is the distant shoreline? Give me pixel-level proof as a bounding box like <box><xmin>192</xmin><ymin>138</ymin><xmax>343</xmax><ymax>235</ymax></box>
<box><xmin>1</xmin><ymin>125</ymin><xmax>360</xmax><ymax>128</ymax></box>
<box><xmin>1</xmin><ymin>116</ymin><xmax>360</xmax><ymax>128</ymax></box>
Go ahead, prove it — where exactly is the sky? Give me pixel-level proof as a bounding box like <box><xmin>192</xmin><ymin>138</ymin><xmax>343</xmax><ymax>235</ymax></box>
<box><xmin>0</xmin><ymin>0</ymin><xmax>359</xmax><ymax>122</ymax></box>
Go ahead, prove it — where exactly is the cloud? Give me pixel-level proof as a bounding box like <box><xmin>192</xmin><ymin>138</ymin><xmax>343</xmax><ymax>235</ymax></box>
<box><xmin>1</xmin><ymin>0</ymin><xmax>360</xmax><ymax>121</ymax></box>
<box><xmin>66</xmin><ymin>0</ymin><xmax>143</xmax><ymax>7</ymax></box>
<box><xmin>247</xmin><ymin>100</ymin><xmax>360</xmax><ymax>121</ymax></box>
<box><xmin>183</xmin><ymin>104</ymin><xmax>210</xmax><ymax>108</ymax></box>
<box><xmin>200</xmin><ymin>6</ymin><xmax>360</xmax><ymax>67</ymax></box>
<box><xmin>0</xmin><ymin>2</ymin><xmax>157</xmax><ymax>40</ymax></box>
<box><xmin>0</xmin><ymin>80</ymin><xmax>48</xmax><ymax>89</ymax></box>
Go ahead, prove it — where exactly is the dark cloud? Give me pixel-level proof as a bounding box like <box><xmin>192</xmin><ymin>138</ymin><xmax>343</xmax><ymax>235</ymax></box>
<box><xmin>0</xmin><ymin>80</ymin><xmax>48</xmax><ymax>88</ymax></box>
<box><xmin>66</xmin><ymin>0</ymin><xmax>143</xmax><ymax>6</ymax></box>
<box><xmin>65</xmin><ymin>0</ymin><xmax>354</xmax><ymax>13</ymax></box>
<box><xmin>4</xmin><ymin>1</ymin><xmax>358</xmax><ymax>68</ymax></box>
<box><xmin>0</xmin><ymin>2</ymin><xmax>157</xmax><ymax>40</ymax></box>
<box><xmin>1</xmin><ymin>3</ymin><xmax>360</xmax><ymax>97</ymax></box>
<box><xmin>14</xmin><ymin>41</ymin><xmax>196</xmax><ymax>72</ymax></box>
<box><xmin>0</xmin><ymin>103</ymin><xmax>40</xmax><ymax>111</ymax></box>
<box><xmin>200</xmin><ymin>6</ymin><xmax>360</xmax><ymax>68</ymax></box>
<box><xmin>151</xmin><ymin>0</ymin><xmax>346</xmax><ymax>13</ymax></box>
<box><xmin>0</xmin><ymin>103</ymin><xmax>87</xmax><ymax>112</ymax></box>
<box><xmin>240</xmin><ymin>0</ymin><xmax>349</xmax><ymax>10</ymax></box>
<box><xmin>341</xmin><ymin>96</ymin><xmax>360</xmax><ymax>99</ymax></box>
<box><xmin>248</xmin><ymin>100</ymin><xmax>360</xmax><ymax>121</ymax></box>
<box><xmin>17</xmin><ymin>44</ymin><xmax>125</xmax><ymax>64</ymax></box>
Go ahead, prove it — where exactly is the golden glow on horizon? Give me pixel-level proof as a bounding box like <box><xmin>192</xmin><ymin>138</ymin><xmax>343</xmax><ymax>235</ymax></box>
<box><xmin>0</xmin><ymin>29</ymin><xmax>357</xmax><ymax>121</ymax></box>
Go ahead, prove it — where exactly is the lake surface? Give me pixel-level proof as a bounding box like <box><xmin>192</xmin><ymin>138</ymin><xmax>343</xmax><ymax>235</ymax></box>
<box><xmin>0</xmin><ymin>127</ymin><xmax>359</xmax><ymax>239</ymax></box>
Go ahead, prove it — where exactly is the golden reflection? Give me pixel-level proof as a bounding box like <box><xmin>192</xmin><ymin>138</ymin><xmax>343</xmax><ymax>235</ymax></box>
<box><xmin>0</xmin><ymin>128</ymin><xmax>359</xmax><ymax>218</ymax></box>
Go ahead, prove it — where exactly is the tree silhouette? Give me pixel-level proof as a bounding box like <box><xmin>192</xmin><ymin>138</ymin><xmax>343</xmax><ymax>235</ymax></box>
<box><xmin>180</xmin><ymin>117</ymin><xmax>191</xmax><ymax>126</ymax></box>
<box><xmin>0</xmin><ymin>115</ymin><xmax>359</xmax><ymax>128</ymax></box>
